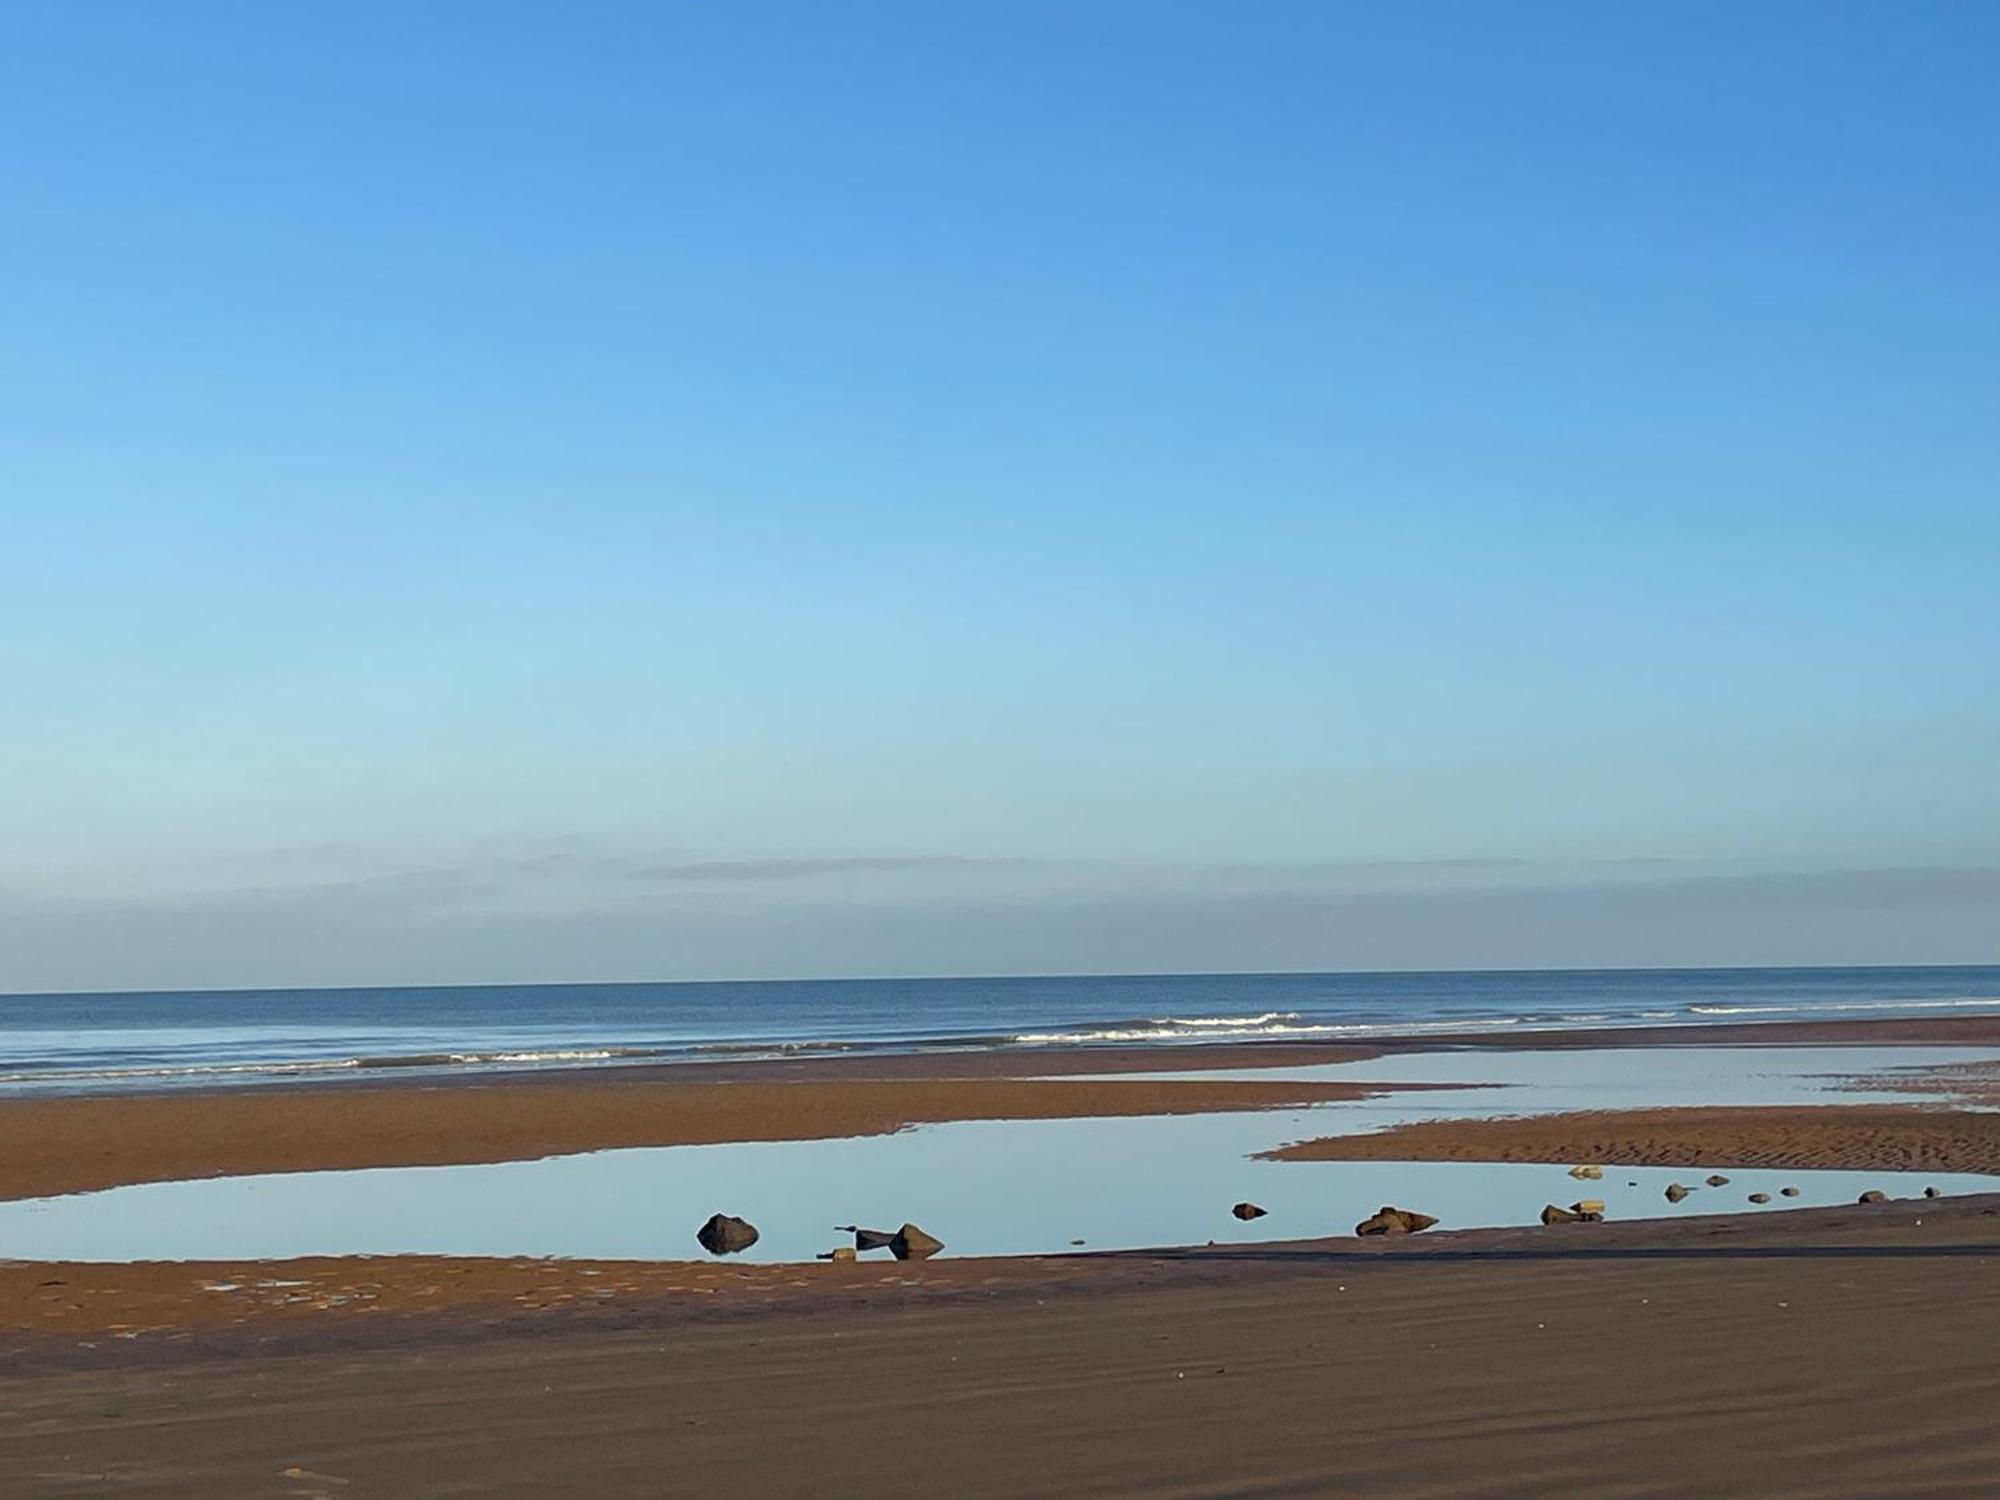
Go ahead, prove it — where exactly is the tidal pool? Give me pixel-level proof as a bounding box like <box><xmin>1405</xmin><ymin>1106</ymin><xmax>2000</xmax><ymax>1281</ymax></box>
<box><xmin>1</xmin><ymin>1045</ymin><xmax>1993</xmax><ymax>1265</ymax></box>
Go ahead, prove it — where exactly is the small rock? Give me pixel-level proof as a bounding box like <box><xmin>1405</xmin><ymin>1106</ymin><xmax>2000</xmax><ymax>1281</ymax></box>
<box><xmin>1355</xmin><ymin>1206</ymin><xmax>1438</xmax><ymax>1236</ymax></box>
<box><xmin>1924</xmin><ymin>1187</ymin><xmax>1942</xmax><ymax>1199</ymax></box>
<box><xmin>890</xmin><ymin>1223</ymin><xmax>945</xmax><ymax>1260</ymax></box>
<box><xmin>1231</xmin><ymin>1202</ymin><xmax>1268</xmax><ymax>1221</ymax></box>
<box><xmin>696</xmin><ymin>1213</ymin><xmax>759</xmax><ymax>1255</ymax></box>
<box><xmin>1858</xmin><ymin>1190</ymin><xmax>1888</xmax><ymax>1205</ymax></box>
<box><xmin>1568</xmin><ymin>1165</ymin><xmax>1603</xmax><ymax>1180</ymax></box>
<box><xmin>1665</xmin><ymin>1183</ymin><xmax>1691</xmax><ymax>1203</ymax></box>
<box><xmin>836</xmin><ymin>1225</ymin><xmax>897</xmax><ymax>1250</ymax></box>
<box><xmin>1748</xmin><ymin>1192</ymin><xmax>1771</xmax><ymax>1204</ymax></box>
<box><xmin>1780</xmin><ymin>1187</ymin><xmax>1801</xmax><ymax>1197</ymax></box>
<box><xmin>1705</xmin><ymin>1175</ymin><xmax>1730</xmax><ymax>1188</ymax></box>
<box><xmin>1541</xmin><ymin>1204</ymin><xmax>1580</xmax><ymax>1225</ymax></box>
<box><xmin>818</xmin><ymin>1246</ymin><xmax>857</xmax><ymax>1263</ymax></box>
<box><xmin>1572</xmin><ymin>1198</ymin><xmax>1606</xmax><ymax>1216</ymax></box>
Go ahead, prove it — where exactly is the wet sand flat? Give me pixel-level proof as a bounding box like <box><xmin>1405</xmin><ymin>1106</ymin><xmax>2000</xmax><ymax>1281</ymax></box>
<box><xmin>0</xmin><ymin>1070</ymin><xmax>1420</xmax><ymax>1202</ymax></box>
<box><xmin>1263</xmin><ymin>1104</ymin><xmax>2000</xmax><ymax>1175</ymax></box>
<box><xmin>4</xmin><ymin>1196</ymin><xmax>1998</xmax><ymax>1497</ymax></box>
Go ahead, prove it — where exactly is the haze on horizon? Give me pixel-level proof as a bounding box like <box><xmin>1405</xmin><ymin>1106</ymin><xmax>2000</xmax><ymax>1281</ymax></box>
<box><xmin>3</xmin><ymin>3</ymin><xmax>1996</xmax><ymax>994</ymax></box>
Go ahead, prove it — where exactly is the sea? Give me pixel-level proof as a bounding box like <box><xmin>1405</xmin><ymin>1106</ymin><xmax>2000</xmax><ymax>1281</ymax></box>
<box><xmin>2</xmin><ymin>964</ymin><xmax>1998</xmax><ymax>1095</ymax></box>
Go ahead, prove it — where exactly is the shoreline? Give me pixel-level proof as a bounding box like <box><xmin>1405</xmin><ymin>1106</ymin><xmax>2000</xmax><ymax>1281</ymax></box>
<box><xmin>6</xmin><ymin>1015</ymin><xmax>2000</xmax><ymax>1203</ymax></box>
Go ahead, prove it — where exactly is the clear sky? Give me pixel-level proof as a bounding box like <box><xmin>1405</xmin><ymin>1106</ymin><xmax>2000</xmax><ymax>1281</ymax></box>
<box><xmin>3</xmin><ymin>3</ymin><xmax>1996</xmax><ymax>991</ymax></box>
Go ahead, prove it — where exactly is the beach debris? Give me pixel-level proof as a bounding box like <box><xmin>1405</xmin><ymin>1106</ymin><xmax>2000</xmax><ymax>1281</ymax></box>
<box><xmin>889</xmin><ymin>1223</ymin><xmax>945</xmax><ymax>1260</ymax></box>
<box><xmin>817</xmin><ymin>1247</ymin><xmax>858</xmax><ymax>1263</ymax></box>
<box><xmin>1355</xmin><ymin>1206</ymin><xmax>1438</xmax><ymax>1236</ymax></box>
<box><xmin>1924</xmin><ymin>1186</ymin><xmax>1943</xmax><ymax>1199</ymax></box>
<box><xmin>1664</xmin><ymin>1183</ymin><xmax>1691</xmax><ymax>1203</ymax></box>
<box><xmin>1780</xmin><ymin>1186</ymin><xmax>1801</xmax><ymax>1197</ymax></box>
<box><xmin>1568</xmin><ymin>1165</ymin><xmax>1603</xmax><ymax>1180</ymax></box>
<box><xmin>1748</xmin><ymin>1192</ymin><xmax>1771</xmax><ymax>1204</ymax></box>
<box><xmin>1231</xmin><ymin>1202</ymin><xmax>1268</xmax><ymax>1221</ymax></box>
<box><xmin>1858</xmin><ymin>1190</ymin><xmax>1888</xmax><ymax>1205</ymax></box>
<box><xmin>695</xmin><ymin>1213</ymin><xmax>760</xmax><ymax>1255</ymax></box>
<box><xmin>1705</xmin><ymin>1175</ymin><xmax>1731</xmax><ymax>1188</ymax></box>
<box><xmin>836</xmin><ymin>1225</ymin><xmax>898</xmax><ymax>1250</ymax></box>
<box><xmin>1540</xmin><ymin>1204</ymin><xmax>1580</xmax><ymax>1225</ymax></box>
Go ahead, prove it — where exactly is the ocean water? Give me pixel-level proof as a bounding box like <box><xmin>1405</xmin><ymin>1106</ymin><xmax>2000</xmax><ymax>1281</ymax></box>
<box><xmin>3</xmin><ymin>965</ymin><xmax>1999</xmax><ymax>1094</ymax></box>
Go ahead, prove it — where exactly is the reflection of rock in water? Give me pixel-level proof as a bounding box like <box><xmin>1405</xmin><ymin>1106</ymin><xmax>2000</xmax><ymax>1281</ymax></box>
<box><xmin>890</xmin><ymin>1223</ymin><xmax>944</xmax><ymax>1260</ymax></box>
<box><xmin>836</xmin><ymin>1224</ymin><xmax>897</xmax><ymax>1250</ymax></box>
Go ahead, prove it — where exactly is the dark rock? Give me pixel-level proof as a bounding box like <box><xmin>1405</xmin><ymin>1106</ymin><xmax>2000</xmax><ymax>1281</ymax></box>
<box><xmin>1747</xmin><ymin>1192</ymin><xmax>1771</xmax><ymax>1204</ymax></box>
<box><xmin>889</xmin><ymin>1223</ymin><xmax>944</xmax><ymax>1260</ymax></box>
<box><xmin>696</xmin><ymin>1213</ymin><xmax>759</xmax><ymax>1255</ymax></box>
<box><xmin>1355</xmin><ymin>1206</ymin><xmax>1438</xmax><ymax>1236</ymax></box>
<box><xmin>1231</xmin><ymin>1202</ymin><xmax>1268</xmax><ymax>1221</ymax></box>
<box><xmin>1924</xmin><ymin>1186</ymin><xmax>1943</xmax><ymax>1199</ymax></box>
<box><xmin>1664</xmin><ymin>1183</ymin><xmax>1691</xmax><ymax>1203</ymax></box>
<box><xmin>1780</xmin><ymin>1186</ymin><xmax>1801</xmax><ymax>1197</ymax></box>
<box><xmin>1705</xmin><ymin>1175</ymin><xmax>1731</xmax><ymax>1187</ymax></box>
<box><xmin>1571</xmin><ymin>1199</ymin><xmax>1605</xmax><ymax>1220</ymax></box>
<box><xmin>837</xmin><ymin>1224</ymin><xmax>897</xmax><ymax>1250</ymax></box>
<box><xmin>1858</xmin><ymin>1190</ymin><xmax>1888</xmax><ymax>1205</ymax></box>
<box><xmin>1541</xmin><ymin>1204</ymin><xmax>1580</xmax><ymax>1225</ymax></box>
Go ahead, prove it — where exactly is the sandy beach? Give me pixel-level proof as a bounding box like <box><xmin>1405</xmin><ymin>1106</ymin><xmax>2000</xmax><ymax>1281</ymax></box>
<box><xmin>5</xmin><ymin>1018</ymin><xmax>2000</xmax><ymax>1496</ymax></box>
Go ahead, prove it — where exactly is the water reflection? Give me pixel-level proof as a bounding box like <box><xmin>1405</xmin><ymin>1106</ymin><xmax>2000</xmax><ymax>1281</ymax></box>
<box><xmin>1</xmin><ymin>1045</ymin><xmax>1993</xmax><ymax>1265</ymax></box>
<box><xmin>2</xmin><ymin>1115</ymin><xmax>1992</xmax><ymax>1266</ymax></box>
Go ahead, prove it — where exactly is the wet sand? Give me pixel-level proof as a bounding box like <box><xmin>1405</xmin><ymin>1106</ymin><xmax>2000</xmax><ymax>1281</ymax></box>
<box><xmin>1263</xmin><ymin>1104</ymin><xmax>2000</xmax><ymax>1175</ymax></box>
<box><xmin>0</xmin><ymin>1068</ymin><xmax>1426</xmax><ymax>1202</ymax></box>
<box><xmin>5</xmin><ymin>1195</ymin><xmax>1998</xmax><ymax>1497</ymax></box>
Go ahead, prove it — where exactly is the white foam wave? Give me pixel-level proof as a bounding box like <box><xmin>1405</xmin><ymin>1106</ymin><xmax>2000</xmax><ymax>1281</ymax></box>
<box><xmin>1147</xmin><ymin>1011</ymin><xmax>1302</xmax><ymax>1028</ymax></box>
<box><xmin>1012</xmin><ymin>1016</ymin><xmax>1525</xmax><ymax>1045</ymax></box>
<box><xmin>1689</xmin><ymin>996</ymin><xmax>2000</xmax><ymax>1017</ymax></box>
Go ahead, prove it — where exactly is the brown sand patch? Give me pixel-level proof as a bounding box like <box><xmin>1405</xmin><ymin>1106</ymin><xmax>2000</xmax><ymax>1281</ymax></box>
<box><xmin>0</xmin><ymin>1073</ymin><xmax>1421</xmax><ymax>1202</ymax></box>
<box><xmin>1260</xmin><ymin>1104</ymin><xmax>2000</xmax><ymax>1175</ymax></box>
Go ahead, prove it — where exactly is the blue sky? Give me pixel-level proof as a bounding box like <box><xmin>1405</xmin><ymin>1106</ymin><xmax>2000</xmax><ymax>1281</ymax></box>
<box><xmin>3</xmin><ymin>3</ymin><xmax>1996</xmax><ymax>989</ymax></box>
